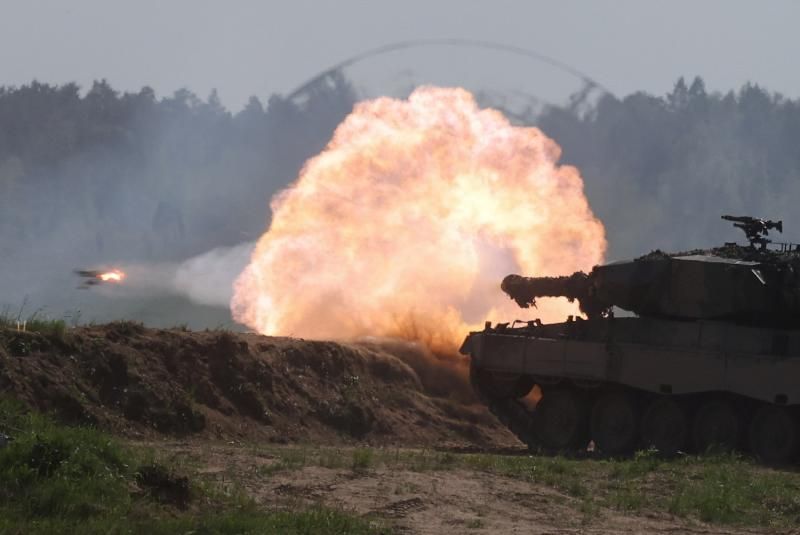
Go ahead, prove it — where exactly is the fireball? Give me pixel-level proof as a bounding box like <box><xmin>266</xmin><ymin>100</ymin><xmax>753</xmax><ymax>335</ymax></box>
<box><xmin>99</xmin><ymin>270</ymin><xmax>125</xmax><ymax>282</ymax></box>
<box><xmin>233</xmin><ymin>86</ymin><xmax>605</xmax><ymax>353</ymax></box>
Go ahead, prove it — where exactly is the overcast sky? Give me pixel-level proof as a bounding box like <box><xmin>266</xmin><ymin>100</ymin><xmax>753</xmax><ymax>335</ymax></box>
<box><xmin>1</xmin><ymin>0</ymin><xmax>798</xmax><ymax>109</ymax></box>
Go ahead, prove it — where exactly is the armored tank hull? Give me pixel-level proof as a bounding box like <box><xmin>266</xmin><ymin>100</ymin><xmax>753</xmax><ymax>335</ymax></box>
<box><xmin>462</xmin><ymin>317</ymin><xmax>800</xmax><ymax>463</ymax></box>
<box><xmin>463</xmin><ymin>216</ymin><xmax>800</xmax><ymax>462</ymax></box>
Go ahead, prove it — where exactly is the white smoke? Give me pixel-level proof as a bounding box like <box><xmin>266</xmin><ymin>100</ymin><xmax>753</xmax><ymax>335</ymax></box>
<box><xmin>118</xmin><ymin>242</ymin><xmax>254</xmax><ymax>308</ymax></box>
<box><xmin>171</xmin><ymin>242</ymin><xmax>254</xmax><ymax>306</ymax></box>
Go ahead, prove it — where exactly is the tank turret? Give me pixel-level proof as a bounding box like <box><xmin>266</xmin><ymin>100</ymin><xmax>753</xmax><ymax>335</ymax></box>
<box><xmin>501</xmin><ymin>216</ymin><xmax>800</xmax><ymax>327</ymax></box>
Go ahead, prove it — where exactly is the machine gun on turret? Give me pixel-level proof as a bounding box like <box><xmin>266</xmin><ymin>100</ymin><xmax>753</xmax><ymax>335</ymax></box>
<box><xmin>722</xmin><ymin>215</ymin><xmax>783</xmax><ymax>249</ymax></box>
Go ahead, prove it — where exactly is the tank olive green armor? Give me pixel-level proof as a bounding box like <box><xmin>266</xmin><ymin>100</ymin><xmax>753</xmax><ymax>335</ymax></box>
<box><xmin>461</xmin><ymin>216</ymin><xmax>800</xmax><ymax>463</ymax></box>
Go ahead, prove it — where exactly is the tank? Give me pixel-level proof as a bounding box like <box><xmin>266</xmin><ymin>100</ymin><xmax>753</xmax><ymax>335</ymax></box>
<box><xmin>461</xmin><ymin>215</ymin><xmax>800</xmax><ymax>463</ymax></box>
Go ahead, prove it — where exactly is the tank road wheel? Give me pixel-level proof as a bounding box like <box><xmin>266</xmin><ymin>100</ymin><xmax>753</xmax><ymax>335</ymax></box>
<box><xmin>641</xmin><ymin>397</ymin><xmax>687</xmax><ymax>457</ymax></box>
<box><xmin>693</xmin><ymin>400</ymin><xmax>741</xmax><ymax>454</ymax></box>
<box><xmin>749</xmin><ymin>405</ymin><xmax>798</xmax><ymax>465</ymax></box>
<box><xmin>533</xmin><ymin>388</ymin><xmax>588</xmax><ymax>452</ymax></box>
<box><xmin>591</xmin><ymin>392</ymin><xmax>638</xmax><ymax>456</ymax></box>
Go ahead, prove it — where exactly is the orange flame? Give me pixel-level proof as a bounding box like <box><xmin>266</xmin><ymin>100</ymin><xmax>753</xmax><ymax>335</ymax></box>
<box><xmin>99</xmin><ymin>269</ymin><xmax>125</xmax><ymax>282</ymax></box>
<box><xmin>232</xmin><ymin>87</ymin><xmax>605</xmax><ymax>352</ymax></box>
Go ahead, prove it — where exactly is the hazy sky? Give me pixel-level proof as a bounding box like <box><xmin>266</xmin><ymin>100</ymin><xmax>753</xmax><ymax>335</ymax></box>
<box><xmin>1</xmin><ymin>1</ymin><xmax>798</xmax><ymax>109</ymax></box>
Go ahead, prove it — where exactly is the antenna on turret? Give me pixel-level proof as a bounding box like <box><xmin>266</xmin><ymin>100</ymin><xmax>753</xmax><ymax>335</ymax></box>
<box><xmin>721</xmin><ymin>215</ymin><xmax>783</xmax><ymax>250</ymax></box>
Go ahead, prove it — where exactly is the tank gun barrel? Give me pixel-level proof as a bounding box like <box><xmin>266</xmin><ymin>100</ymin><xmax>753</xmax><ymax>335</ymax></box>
<box><xmin>501</xmin><ymin>272</ymin><xmax>610</xmax><ymax>318</ymax></box>
<box><xmin>501</xmin><ymin>273</ymin><xmax>589</xmax><ymax>308</ymax></box>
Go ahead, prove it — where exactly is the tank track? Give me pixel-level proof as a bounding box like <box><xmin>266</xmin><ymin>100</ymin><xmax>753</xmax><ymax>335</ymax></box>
<box><xmin>473</xmin><ymin>370</ymin><xmax>800</xmax><ymax>464</ymax></box>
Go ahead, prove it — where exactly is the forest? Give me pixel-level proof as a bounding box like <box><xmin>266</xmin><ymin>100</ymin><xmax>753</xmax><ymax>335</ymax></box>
<box><xmin>537</xmin><ymin>77</ymin><xmax>800</xmax><ymax>258</ymax></box>
<box><xmin>0</xmin><ymin>74</ymin><xmax>356</xmax><ymax>264</ymax></box>
<box><xmin>1</xmin><ymin>74</ymin><xmax>798</xmax><ymax>321</ymax></box>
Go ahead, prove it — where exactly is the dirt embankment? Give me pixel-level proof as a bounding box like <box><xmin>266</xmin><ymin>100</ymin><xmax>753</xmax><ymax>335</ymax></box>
<box><xmin>0</xmin><ymin>323</ymin><xmax>516</xmax><ymax>447</ymax></box>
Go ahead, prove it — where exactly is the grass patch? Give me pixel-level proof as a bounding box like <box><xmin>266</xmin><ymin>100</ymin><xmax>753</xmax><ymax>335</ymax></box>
<box><xmin>666</xmin><ymin>454</ymin><xmax>800</xmax><ymax>524</ymax></box>
<box><xmin>0</xmin><ymin>399</ymin><xmax>387</xmax><ymax>534</ymax></box>
<box><xmin>0</xmin><ymin>304</ymin><xmax>70</xmax><ymax>339</ymax></box>
<box><xmin>351</xmin><ymin>448</ymin><xmax>374</xmax><ymax>473</ymax></box>
<box><xmin>0</xmin><ymin>506</ymin><xmax>385</xmax><ymax>535</ymax></box>
<box><xmin>461</xmin><ymin>451</ymin><xmax>589</xmax><ymax>497</ymax></box>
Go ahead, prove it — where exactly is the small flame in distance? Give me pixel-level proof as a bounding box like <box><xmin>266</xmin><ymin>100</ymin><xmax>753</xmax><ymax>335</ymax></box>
<box><xmin>99</xmin><ymin>270</ymin><xmax>125</xmax><ymax>282</ymax></box>
<box><xmin>233</xmin><ymin>87</ymin><xmax>605</xmax><ymax>353</ymax></box>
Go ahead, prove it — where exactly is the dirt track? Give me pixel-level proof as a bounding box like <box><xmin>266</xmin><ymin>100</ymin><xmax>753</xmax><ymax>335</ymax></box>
<box><xmin>157</xmin><ymin>441</ymin><xmax>774</xmax><ymax>535</ymax></box>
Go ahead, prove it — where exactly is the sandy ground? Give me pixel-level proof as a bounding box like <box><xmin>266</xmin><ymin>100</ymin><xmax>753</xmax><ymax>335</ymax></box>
<box><xmin>156</xmin><ymin>441</ymin><xmax>777</xmax><ymax>535</ymax></box>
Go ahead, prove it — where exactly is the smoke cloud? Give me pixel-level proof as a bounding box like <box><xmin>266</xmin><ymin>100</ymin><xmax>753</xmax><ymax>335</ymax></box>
<box><xmin>232</xmin><ymin>86</ymin><xmax>606</xmax><ymax>351</ymax></box>
<box><xmin>109</xmin><ymin>242</ymin><xmax>254</xmax><ymax>309</ymax></box>
<box><xmin>171</xmin><ymin>242</ymin><xmax>254</xmax><ymax>307</ymax></box>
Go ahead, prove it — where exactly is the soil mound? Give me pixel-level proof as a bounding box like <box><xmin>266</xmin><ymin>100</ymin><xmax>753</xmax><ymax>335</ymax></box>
<box><xmin>0</xmin><ymin>323</ymin><xmax>516</xmax><ymax>447</ymax></box>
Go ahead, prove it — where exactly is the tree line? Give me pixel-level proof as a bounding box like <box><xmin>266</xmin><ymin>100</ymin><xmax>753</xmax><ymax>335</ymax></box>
<box><xmin>1</xmin><ymin>75</ymin><xmax>797</xmax><ymax>267</ymax></box>
<box><xmin>0</xmin><ymin>75</ymin><xmax>356</xmax><ymax>265</ymax></box>
<box><xmin>537</xmin><ymin>77</ymin><xmax>800</xmax><ymax>258</ymax></box>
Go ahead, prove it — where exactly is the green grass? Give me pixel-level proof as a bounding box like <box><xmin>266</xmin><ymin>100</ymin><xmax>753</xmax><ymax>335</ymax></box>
<box><xmin>666</xmin><ymin>454</ymin><xmax>800</xmax><ymax>524</ymax></box>
<box><xmin>0</xmin><ymin>305</ymin><xmax>70</xmax><ymax>339</ymax></box>
<box><xmin>0</xmin><ymin>507</ymin><xmax>385</xmax><ymax>535</ymax></box>
<box><xmin>248</xmin><ymin>443</ymin><xmax>800</xmax><ymax>528</ymax></box>
<box><xmin>0</xmin><ymin>399</ymin><xmax>387</xmax><ymax>534</ymax></box>
<box><xmin>351</xmin><ymin>448</ymin><xmax>374</xmax><ymax>473</ymax></box>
